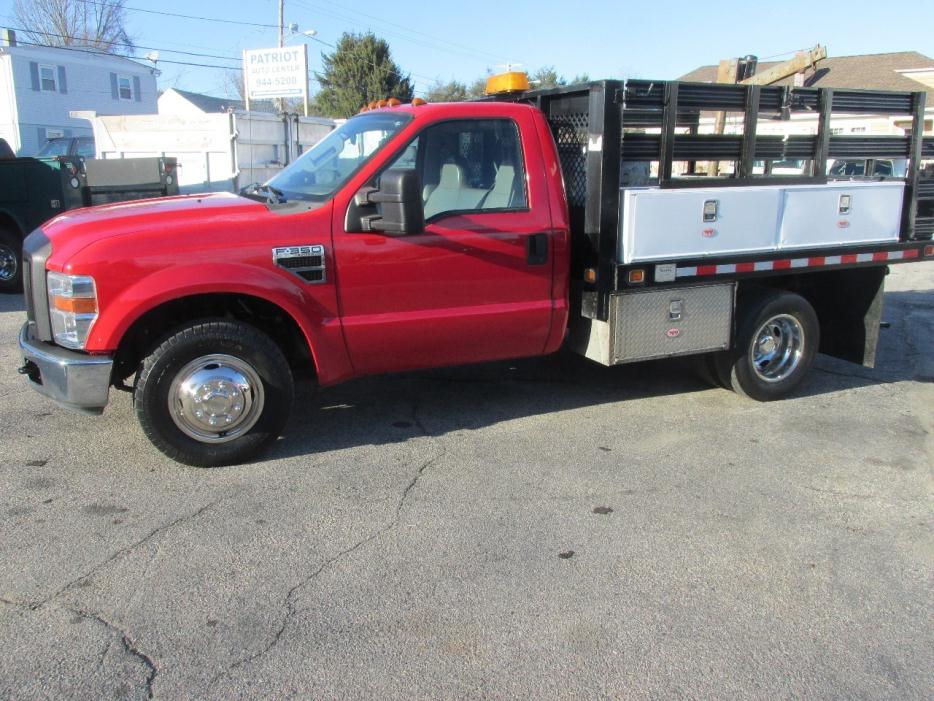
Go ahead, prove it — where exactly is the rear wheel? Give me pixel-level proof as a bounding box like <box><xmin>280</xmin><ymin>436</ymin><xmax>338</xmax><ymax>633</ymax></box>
<box><xmin>715</xmin><ymin>290</ymin><xmax>819</xmax><ymax>401</ymax></box>
<box><xmin>134</xmin><ymin>320</ymin><xmax>293</xmax><ymax>466</ymax></box>
<box><xmin>0</xmin><ymin>229</ymin><xmax>22</xmax><ymax>293</ymax></box>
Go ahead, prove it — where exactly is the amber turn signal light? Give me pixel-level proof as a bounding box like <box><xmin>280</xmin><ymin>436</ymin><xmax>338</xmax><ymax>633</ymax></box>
<box><xmin>51</xmin><ymin>296</ymin><xmax>98</xmax><ymax>314</ymax></box>
<box><xmin>627</xmin><ymin>269</ymin><xmax>646</xmax><ymax>284</ymax></box>
<box><xmin>583</xmin><ymin>268</ymin><xmax>598</xmax><ymax>284</ymax></box>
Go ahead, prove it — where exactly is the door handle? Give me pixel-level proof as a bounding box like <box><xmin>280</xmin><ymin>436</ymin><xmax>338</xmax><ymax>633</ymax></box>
<box><xmin>527</xmin><ymin>233</ymin><xmax>548</xmax><ymax>265</ymax></box>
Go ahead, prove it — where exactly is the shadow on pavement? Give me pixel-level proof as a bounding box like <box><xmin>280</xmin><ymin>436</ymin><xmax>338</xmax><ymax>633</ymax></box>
<box><xmin>266</xmin><ymin>288</ymin><xmax>932</xmax><ymax>460</ymax></box>
<box><xmin>0</xmin><ymin>293</ymin><xmax>25</xmax><ymax>314</ymax></box>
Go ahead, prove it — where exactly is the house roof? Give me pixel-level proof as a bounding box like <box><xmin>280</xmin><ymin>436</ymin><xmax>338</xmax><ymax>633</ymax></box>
<box><xmin>678</xmin><ymin>51</ymin><xmax>934</xmax><ymax>100</ymax></box>
<box><xmin>163</xmin><ymin>88</ymin><xmax>278</xmax><ymax>114</ymax></box>
<box><xmin>168</xmin><ymin>88</ymin><xmax>247</xmax><ymax>113</ymax></box>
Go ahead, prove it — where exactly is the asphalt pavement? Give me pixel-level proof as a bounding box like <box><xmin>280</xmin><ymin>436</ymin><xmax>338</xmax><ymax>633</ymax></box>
<box><xmin>1</xmin><ymin>262</ymin><xmax>931</xmax><ymax>700</ymax></box>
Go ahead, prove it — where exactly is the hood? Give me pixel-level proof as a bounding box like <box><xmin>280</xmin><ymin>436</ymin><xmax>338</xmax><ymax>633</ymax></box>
<box><xmin>41</xmin><ymin>193</ymin><xmax>271</xmax><ymax>267</ymax></box>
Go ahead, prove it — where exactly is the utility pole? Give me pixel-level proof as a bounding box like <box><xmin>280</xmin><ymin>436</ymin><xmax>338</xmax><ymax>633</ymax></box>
<box><xmin>277</xmin><ymin>0</ymin><xmax>285</xmax><ymax>115</ymax></box>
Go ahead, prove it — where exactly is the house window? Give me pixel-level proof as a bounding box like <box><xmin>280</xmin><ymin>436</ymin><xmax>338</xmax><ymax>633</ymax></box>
<box><xmin>39</xmin><ymin>64</ymin><xmax>57</xmax><ymax>92</ymax></box>
<box><xmin>118</xmin><ymin>75</ymin><xmax>133</xmax><ymax>100</ymax></box>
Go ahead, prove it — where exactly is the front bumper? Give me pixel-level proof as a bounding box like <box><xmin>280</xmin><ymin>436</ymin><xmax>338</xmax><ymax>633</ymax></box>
<box><xmin>18</xmin><ymin>322</ymin><xmax>113</xmax><ymax>414</ymax></box>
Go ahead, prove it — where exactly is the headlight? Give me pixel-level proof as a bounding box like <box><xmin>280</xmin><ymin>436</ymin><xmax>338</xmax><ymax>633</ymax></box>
<box><xmin>47</xmin><ymin>271</ymin><xmax>98</xmax><ymax>349</ymax></box>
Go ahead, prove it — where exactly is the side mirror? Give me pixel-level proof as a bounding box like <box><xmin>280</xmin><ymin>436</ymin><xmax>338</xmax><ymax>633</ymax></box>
<box><xmin>367</xmin><ymin>169</ymin><xmax>424</xmax><ymax>235</ymax></box>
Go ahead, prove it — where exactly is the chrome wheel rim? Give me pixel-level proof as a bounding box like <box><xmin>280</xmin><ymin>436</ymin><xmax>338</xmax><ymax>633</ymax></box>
<box><xmin>168</xmin><ymin>354</ymin><xmax>265</xmax><ymax>443</ymax></box>
<box><xmin>0</xmin><ymin>244</ymin><xmax>17</xmax><ymax>282</ymax></box>
<box><xmin>750</xmin><ymin>314</ymin><xmax>805</xmax><ymax>383</ymax></box>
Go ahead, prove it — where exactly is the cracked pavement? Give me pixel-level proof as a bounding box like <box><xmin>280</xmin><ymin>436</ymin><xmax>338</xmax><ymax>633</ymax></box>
<box><xmin>0</xmin><ymin>262</ymin><xmax>932</xmax><ymax>699</ymax></box>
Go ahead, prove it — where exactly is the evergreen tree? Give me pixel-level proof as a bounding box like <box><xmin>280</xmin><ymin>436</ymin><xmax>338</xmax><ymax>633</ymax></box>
<box><xmin>315</xmin><ymin>32</ymin><xmax>413</xmax><ymax>118</ymax></box>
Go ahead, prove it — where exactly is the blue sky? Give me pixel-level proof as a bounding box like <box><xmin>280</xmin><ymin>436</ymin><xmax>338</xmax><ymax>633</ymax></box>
<box><xmin>1</xmin><ymin>0</ymin><xmax>932</xmax><ymax>98</ymax></box>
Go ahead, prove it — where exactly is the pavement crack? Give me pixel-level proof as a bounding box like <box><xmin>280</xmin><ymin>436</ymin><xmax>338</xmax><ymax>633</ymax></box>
<box><xmin>2</xmin><ymin>596</ymin><xmax>158</xmax><ymax>698</ymax></box>
<box><xmin>211</xmin><ymin>446</ymin><xmax>446</xmax><ymax>686</ymax></box>
<box><xmin>120</xmin><ymin>632</ymin><xmax>158</xmax><ymax>700</ymax></box>
<box><xmin>40</xmin><ymin>495</ymin><xmax>228</xmax><ymax>608</ymax></box>
<box><xmin>70</xmin><ymin>606</ymin><xmax>158</xmax><ymax>699</ymax></box>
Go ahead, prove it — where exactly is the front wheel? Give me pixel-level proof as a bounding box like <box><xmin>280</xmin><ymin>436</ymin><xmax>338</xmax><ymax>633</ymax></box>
<box><xmin>715</xmin><ymin>290</ymin><xmax>819</xmax><ymax>401</ymax></box>
<box><xmin>134</xmin><ymin>320</ymin><xmax>293</xmax><ymax>466</ymax></box>
<box><xmin>0</xmin><ymin>229</ymin><xmax>22</xmax><ymax>293</ymax></box>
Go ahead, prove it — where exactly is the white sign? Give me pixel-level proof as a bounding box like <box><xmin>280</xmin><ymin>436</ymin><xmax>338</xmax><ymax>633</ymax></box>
<box><xmin>243</xmin><ymin>45</ymin><xmax>308</xmax><ymax>100</ymax></box>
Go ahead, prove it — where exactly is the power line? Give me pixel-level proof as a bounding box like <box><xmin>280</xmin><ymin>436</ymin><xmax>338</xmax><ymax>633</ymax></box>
<box><xmin>5</xmin><ymin>25</ymin><xmax>242</xmax><ymax>63</ymax></box>
<box><xmin>67</xmin><ymin>0</ymin><xmax>443</xmax><ymax>86</ymax></box>
<box><xmin>13</xmin><ymin>38</ymin><xmax>243</xmax><ymax>71</ymax></box>
<box><xmin>72</xmin><ymin>0</ymin><xmax>280</xmax><ymax>29</ymax></box>
<box><xmin>291</xmin><ymin>0</ymin><xmax>513</xmax><ymax>66</ymax></box>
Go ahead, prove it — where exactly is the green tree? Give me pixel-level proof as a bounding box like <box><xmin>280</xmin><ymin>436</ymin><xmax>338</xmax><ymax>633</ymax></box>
<box><xmin>426</xmin><ymin>79</ymin><xmax>468</xmax><ymax>102</ymax></box>
<box><xmin>14</xmin><ymin>0</ymin><xmax>134</xmax><ymax>53</ymax></box>
<box><xmin>467</xmin><ymin>75</ymin><xmax>489</xmax><ymax>99</ymax></box>
<box><xmin>530</xmin><ymin>66</ymin><xmax>564</xmax><ymax>89</ymax></box>
<box><xmin>314</xmin><ymin>32</ymin><xmax>413</xmax><ymax>118</ymax></box>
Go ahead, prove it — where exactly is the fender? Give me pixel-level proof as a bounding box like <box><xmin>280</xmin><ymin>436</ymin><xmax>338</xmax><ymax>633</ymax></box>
<box><xmin>86</xmin><ymin>262</ymin><xmax>355</xmax><ymax>386</ymax></box>
<box><xmin>0</xmin><ymin>208</ymin><xmax>27</xmax><ymax>237</ymax></box>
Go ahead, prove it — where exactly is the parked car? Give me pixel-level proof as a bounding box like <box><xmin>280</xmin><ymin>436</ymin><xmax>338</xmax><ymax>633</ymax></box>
<box><xmin>828</xmin><ymin>158</ymin><xmax>908</xmax><ymax>177</ymax></box>
<box><xmin>34</xmin><ymin>136</ymin><xmax>96</xmax><ymax>160</ymax></box>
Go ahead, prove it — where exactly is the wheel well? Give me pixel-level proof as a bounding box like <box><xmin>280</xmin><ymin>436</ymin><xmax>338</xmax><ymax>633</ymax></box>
<box><xmin>737</xmin><ymin>266</ymin><xmax>887</xmax><ymax>366</ymax></box>
<box><xmin>0</xmin><ymin>211</ymin><xmax>23</xmax><ymax>238</ymax></box>
<box><xmin>113</xmin><ymin>294</ymin><xmax>315</xmax><ymax>383</ymax></box>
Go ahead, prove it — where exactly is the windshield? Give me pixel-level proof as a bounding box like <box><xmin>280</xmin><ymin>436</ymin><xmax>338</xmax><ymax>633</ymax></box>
<box><xmin>266</xmin><ymin>112</ymin><xmax>411</xmax><ymax>202</ymax></box>
<box><xmin>36</xmin><ymin>138</ymin><xmax>71</xmax><ymax>158</ymax></box>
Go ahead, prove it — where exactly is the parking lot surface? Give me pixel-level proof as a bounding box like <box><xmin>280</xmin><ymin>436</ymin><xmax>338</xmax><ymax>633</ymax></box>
<box><xmin>1</xmin><ymin>262</ymin><xmax>932</xmax><ymax>700</ymax></box>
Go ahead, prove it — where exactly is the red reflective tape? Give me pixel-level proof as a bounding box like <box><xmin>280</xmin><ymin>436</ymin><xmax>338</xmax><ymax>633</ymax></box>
<box><xmin>841</xmin><ymin>254</ymin><xmax>858</xmax><ymax>264</ymax></box>
<box><xmin>697</xmin><ymin>265</ymin><xmax>717</xmax><ymax>276</ymax></box>
<box><xmin>903</xmin><ymin>248</ymin><xmax>920</xmax><ymax>259</ymax></box>
<box><xmin>736</xmin><ymin>262</ymin><xmax>755</xmax><ymax>273</ymax></box>
<box><xmin>808</xmin><ymin>256</ymin><xmax>825</xmax><ymax>267</ymax></box>
<box><xmin>872</xmin><ymin>251</ymin><xmax>888</xmax><ymax>262</ymax></box>
<box><xmin>772</xmin><ymin>259</ymin><xmax>791</xmax><ymax>270</ymax></box>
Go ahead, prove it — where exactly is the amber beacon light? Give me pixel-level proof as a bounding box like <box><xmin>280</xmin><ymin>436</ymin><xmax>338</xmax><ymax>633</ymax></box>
<box><xmin>484</xmin><ymin>71</ymin><xmax>531</xmax><ymax>95</ymax></box>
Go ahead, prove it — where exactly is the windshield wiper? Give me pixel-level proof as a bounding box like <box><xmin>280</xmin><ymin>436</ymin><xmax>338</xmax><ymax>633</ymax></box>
<box><xmin>240</xmin><ymin>182</ymin><xmax>286</xmax><ymax>204</ymax></box>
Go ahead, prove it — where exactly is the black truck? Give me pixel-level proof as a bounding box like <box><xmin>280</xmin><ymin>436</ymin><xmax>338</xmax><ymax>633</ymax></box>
<box><xmin>0</xmin><ymin>143</ymin><xmax>178</xmax><ymax>292</ymax></box>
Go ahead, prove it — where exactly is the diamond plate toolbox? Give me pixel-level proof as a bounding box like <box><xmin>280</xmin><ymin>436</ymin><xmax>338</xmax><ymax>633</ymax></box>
<box><xmin>611</xmin><ymin>284</ymin><xmax>734</xmax><ymax>364</ymax></box>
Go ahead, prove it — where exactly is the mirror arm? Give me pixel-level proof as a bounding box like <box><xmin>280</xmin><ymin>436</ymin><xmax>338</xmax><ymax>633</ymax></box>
<box><xmin>354</xmin><ymin>186</ymin><xmax>377</xmax><ymax>207</ymax></box>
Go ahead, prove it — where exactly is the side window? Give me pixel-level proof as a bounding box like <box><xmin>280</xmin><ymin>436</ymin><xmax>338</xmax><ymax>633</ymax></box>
<box><xmin>39</xmin><ymin>65</ymin><xmax>57</xmax><ymax>92</ymax></box>
<box><xmin>76</xmin><ymin>138</ymin><xmax>95</xmax><ymax>159</ymax></box>
<box><xmin>414</xmin><ymin>119</ymin><xmax>527</xmax><ymax>220</ymax></box>
<box><xmin>118</xmin><ymin>75</ymin><xmax>133</xmax><ymax>100</ymax></box>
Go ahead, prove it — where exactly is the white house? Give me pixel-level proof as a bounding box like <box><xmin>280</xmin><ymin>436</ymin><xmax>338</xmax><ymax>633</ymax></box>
<box><xmin>0</xmin><ymin>29</ymin><xmax>157</xmax><ymax>155</ymax></box>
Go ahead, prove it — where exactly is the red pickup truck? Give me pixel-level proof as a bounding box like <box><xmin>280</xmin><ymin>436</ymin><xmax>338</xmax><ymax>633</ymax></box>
<box><xmin>17</xmin><ymin>75</ymin><xmax>934</xmax><ymax>466</ymax></box>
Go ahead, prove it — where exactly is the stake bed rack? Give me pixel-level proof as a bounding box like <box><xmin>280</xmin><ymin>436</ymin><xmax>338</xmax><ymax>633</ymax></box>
<box><xmin>496</xmin><ymin>79</ymin><xmax>933</xmax><ymax>320</ymax></box>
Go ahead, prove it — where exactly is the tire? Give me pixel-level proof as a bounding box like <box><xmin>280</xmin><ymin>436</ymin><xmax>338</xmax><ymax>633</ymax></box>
<box><xmin>134</xmin><ymin>320</ymin><xmax>293</xmax><ymax>467</ymax></box>
<box><xmin>692</xmin><ymin>352</ymin><xmax>728</xmax><ymax>388</ymax></box>
<box><xmin>715</xmin><ymin>290</ymin><xmax>819</xmax><ymax>401</ymax></box>
<box><xmin>0</xmin><ymin>228</ymin><xmax>22</xmax><ymax>294</ymax></box>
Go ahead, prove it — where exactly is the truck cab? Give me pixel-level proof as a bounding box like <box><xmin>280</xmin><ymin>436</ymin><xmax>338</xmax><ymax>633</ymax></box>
<box><xmin>18</xmin><ymin>99</ymin><xmax>570</xmax><ymax>466</ymax></box>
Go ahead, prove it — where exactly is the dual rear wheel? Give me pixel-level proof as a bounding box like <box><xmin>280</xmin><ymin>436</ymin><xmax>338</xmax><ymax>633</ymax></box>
<box><xmin>701</xmin><ymin>289</ymin><xmax>819</xmax><ymax>401</ymax></box>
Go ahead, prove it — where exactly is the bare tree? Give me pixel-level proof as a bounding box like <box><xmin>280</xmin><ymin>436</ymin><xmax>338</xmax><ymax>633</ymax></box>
<box><xmin>14</xmin><ymin>0</ymin><xmax>134</xmax><ymax>53</ymax></box>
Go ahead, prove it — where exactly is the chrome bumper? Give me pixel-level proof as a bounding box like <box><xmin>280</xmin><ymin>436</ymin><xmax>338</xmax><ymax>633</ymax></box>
<box><xmin>18</xmin><ymin>322</ymin><xmax>113</xmax><ymax>414</ymax></box>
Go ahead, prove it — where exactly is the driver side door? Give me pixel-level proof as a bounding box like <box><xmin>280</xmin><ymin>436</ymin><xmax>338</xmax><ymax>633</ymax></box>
<box><xmin>333</xmin><ymin>114</ymin><xmax>557</xmax><ymax>375</ymax></box>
